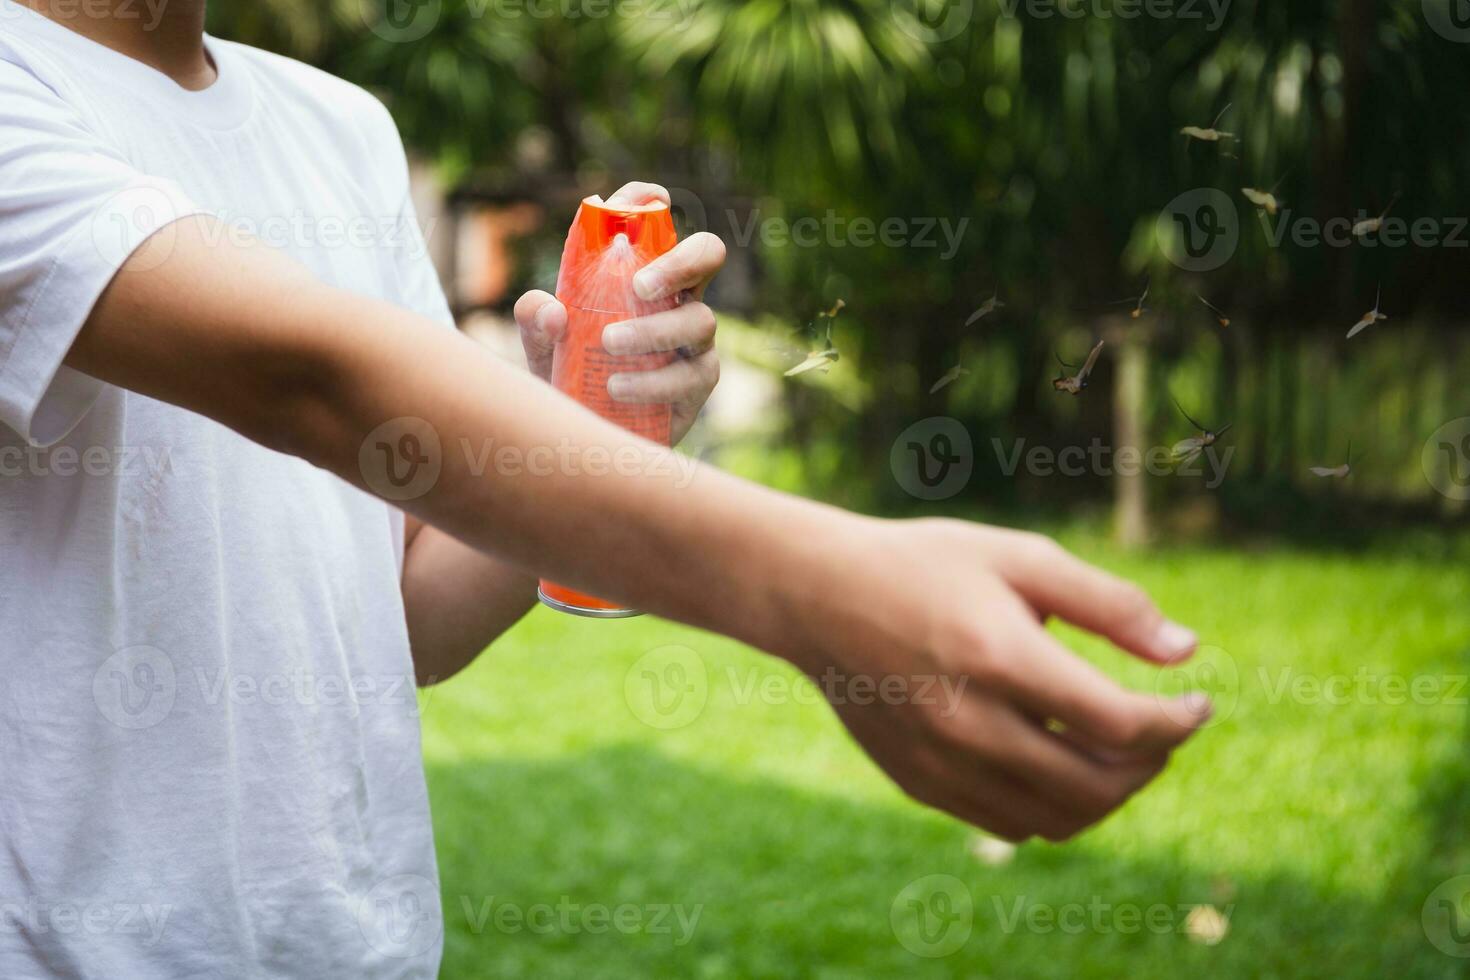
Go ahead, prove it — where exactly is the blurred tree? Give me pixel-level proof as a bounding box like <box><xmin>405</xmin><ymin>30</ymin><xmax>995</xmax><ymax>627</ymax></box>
<box><xmin>209</xmin><ymin>0</ymin><xmax>1470</xmax><ymax>533</ymax></box>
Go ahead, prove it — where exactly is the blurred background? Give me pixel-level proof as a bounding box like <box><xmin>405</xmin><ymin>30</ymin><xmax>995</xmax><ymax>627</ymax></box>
<box><xmin>211</xmin><ymin>1</ymin><xmax>1468</xmax><ymax>976</ymax></box>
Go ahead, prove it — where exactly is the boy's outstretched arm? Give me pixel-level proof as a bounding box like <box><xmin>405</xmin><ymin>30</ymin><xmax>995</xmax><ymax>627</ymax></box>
<box><xmin>66</xmin><ymin>215</ymin><xmax>1212</xmax><ymax>842</ymax></box>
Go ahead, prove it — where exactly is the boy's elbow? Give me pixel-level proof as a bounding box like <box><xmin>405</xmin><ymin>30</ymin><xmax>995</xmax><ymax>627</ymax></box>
<box><xmin>244</xmin><ymin>318</ymin><xmax>363</xmax><ymax>475</ymax></box>
<box><xmin>265</xmin><ymin>377</ymin><xmax>353</xmax><ymax>471</ymax></box>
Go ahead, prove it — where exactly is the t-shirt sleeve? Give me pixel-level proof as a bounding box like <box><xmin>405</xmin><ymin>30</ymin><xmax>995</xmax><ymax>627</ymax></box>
<box><xmin>0</xmin><ymin>59</ymin><xmax>205</xmax><ymax>446</ymax></box>
<box><xmin>388</xmin><ymin>189</ymin><xmax>455</xmax><ymax>331</ymax></box>
<box><xmin>350</xmin><ymin>92</ymin><xmax>456</xmax><ymax>331</ymax></box>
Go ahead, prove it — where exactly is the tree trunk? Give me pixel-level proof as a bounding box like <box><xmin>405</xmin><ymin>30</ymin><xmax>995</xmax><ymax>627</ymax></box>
<box><xmin>1112</xmin><ymin>322</ymin><xmax>1150</xmax><ymax>549</ymax></box>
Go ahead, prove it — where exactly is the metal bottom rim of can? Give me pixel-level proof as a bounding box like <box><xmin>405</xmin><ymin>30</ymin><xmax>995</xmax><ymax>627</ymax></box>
<box><xmin>537</xmin><ymin>588</ymin><xmax>644</xmax><ymax>619</ymax></box>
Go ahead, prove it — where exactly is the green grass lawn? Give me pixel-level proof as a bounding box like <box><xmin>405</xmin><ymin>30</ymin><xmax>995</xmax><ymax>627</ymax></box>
<box><xmin>419</xmin><ymin>531</ymin><xmax>1469</xmax><ymax>978</ymax></box>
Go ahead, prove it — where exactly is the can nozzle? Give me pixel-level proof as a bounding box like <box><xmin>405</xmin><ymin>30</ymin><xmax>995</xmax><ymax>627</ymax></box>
<box><xmin>557</xmin><ymin>195</ymin><xmax>678</xmax><ymax>314</ymax></box>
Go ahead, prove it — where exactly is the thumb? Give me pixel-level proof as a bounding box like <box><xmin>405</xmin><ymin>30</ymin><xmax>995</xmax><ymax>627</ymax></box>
<box><xmin>513</xmin><ymin>290</ymin><xmax>567</xmax><ymax>381</ymax></box>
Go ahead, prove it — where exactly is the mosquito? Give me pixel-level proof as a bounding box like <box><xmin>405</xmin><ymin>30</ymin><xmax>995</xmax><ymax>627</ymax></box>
<box><xmin>1110</xmin><ymin>276</ymin><xmax>1150</xmax><ymax>319</ymax></box>
<box><xmin>1352</xmin><ymin>192</ymin><xmax>1401</xmax><ymax>239</ymax></box>
<box><xmin>1180</xmin><ymin>103</ymin><xmax>1235</xmax><ymax>144</ymax></box>
<box><xmin>784</xmin><ymin>321</ymin><xmax>840</xmax><ymax>376</ymax></box>
<box><xmin>1242</xmin><ymin>174</ymin><xmax>1288</xmax><ymax>216</ymax></box>
<box><xmin>1346</xmin><ymin>284</ymin><xmax>1388</xmax><ymax>339</ymax></box>
<box><xmin>1197</xmin><ymin>294</ymin><xmax>1231</xmax><ymax>328</ymax></box>
<box><xmin>930</xmin><ymin>364</ymin><xmax>970</xmax><ymax>394</ymax></box>
<box><xmin>965</xmin><ymin>292</ymin><xmax>1005</xmax><ymax>326</ymax></box>
<box><xmin>1309</xmin><ymin>441</ymin><xmax>1360</xmax><ymax>479</ymax></box>
<box><xmin>1171</xmin><ymin>398</ymin><xmax>1232</xmax><ymax>467</ymax></box>
<box><xmin>781</xmin><ymin>300</ymin><xmax>844</xmax><ymax>377</ymax></box>
<box><xmin>1052</xmin><ymin>340</ymin><xmax>1105</xmax><ymax>396</ymax></box>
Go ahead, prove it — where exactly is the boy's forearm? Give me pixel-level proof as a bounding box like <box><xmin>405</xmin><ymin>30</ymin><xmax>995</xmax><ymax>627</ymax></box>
<box><xmin>401</xmin><ymin>522</ymin><xmax>539</xmax><ymax>685</ymax></box>
<box><xmin>67</xmin><ymin>222</ymin><xmax>830</xmax><ymax>659</ymax></box>
<box><xmin>301</xmin><ymin>284</ymin><xmax>834</xmax><ymax>654</ymax></box>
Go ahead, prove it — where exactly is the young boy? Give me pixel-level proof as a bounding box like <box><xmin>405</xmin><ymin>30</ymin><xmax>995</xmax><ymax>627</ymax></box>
<box><xmin>0</xmin><ymin>1</ymin><xmax>1210</xmax><ymax>975</ymax></box>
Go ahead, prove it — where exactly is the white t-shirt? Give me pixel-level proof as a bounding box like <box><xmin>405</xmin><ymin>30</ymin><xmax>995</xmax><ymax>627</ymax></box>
<box><xmin>0</xmin><ymin>4</ymin><xmax>451</xmax><ymax>976</ymax></box>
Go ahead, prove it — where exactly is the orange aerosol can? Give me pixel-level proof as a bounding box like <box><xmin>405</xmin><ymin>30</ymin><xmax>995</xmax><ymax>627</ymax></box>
<box><xmin>537</xmin><ymin>195</ymin><xmax>680</xmax><ymax>618</ymax></box>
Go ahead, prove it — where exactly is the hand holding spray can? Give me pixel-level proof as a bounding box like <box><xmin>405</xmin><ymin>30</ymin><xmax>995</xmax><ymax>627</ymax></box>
<box><xmin>537</xmin><ymin>195</ymin><xmax>680</xmax><ymax>618</ymax></box>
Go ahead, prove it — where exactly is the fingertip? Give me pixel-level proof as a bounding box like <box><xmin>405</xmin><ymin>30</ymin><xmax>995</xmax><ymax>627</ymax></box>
<box><xmin>602</xmin><ymin>322</ymin><xmax>635</xmax><ymax>354</ymax></box>
<box><xmin>1128</xmin><ymin>691</ymin><xmax>1212</xmax><ymax>752</ymax></box>
<box><xmin>1179</xmin><ymin>691</ymin><xmax>1213</xmax><ymax>722</ymax></box>
<box><xmin>633</xmin><ymin>269</ymin><xmax>663</xmax><ymax>302</ymax></box>
<box><xmin>606</xmin><ymin>373</ymin><xmax>634</xmax><ymax>402</ymax></box>
<box><xmin>534</xmin><ymin>299</ymin><xmax>567</xmax><ymax>341</ymax></box>
<box><xmin>513</xmin><ymin>289</ymin><xmax>549</xmax><ymax>324</ymax></box>
<box><xmin>1153</xmin><ymin>621</ymin><xmax>1199</xmax><ymax>663</ymax></box>
<box><xmin>1146</xmin><ymin>693</ymin><xmax>1213</xmax><ymax>746</ymax></box>
<box><xmin>606</xmin><ymin>181</ymin><xmax>671</xmax><ymax>207</ymax></box>
<box><xmin>687</xmin><ymin>231</ymin><xmax>728</xmax><ymax>265</ymax></box>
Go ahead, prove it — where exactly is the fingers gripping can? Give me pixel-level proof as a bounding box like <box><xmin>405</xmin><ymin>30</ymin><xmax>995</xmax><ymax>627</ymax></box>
<box><xmin>537</xmin><ymin>195</ymin><xmax>680</xmax><ymax>618</ymax></box>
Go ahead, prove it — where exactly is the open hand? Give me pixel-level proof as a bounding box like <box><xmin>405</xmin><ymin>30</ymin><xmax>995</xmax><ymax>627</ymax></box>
<box><xmin>780</xmin><ymin>517</ymin><xmax>1212</xmax><ymax>843</ymax></box>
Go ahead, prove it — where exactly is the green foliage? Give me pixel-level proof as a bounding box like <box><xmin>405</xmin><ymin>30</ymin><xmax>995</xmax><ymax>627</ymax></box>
<box><xmin>620</xmin><ymin>0</ymin><xmax>931</xmax><ymax>184</ymax></box>
<box><xmin>208</xmin><ymin>0</ymin><xmax>1470</xmax><ymax>516</ymax></box>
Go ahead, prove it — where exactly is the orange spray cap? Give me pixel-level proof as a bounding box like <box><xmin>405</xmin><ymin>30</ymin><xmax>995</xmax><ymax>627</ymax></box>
<box><xmin>556</xmin><ymin>195</ymin><xmax>679</xmax><ymax>315</ymax></box>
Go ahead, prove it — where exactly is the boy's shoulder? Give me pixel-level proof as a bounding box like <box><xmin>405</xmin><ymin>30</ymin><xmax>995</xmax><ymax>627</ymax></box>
<box><xmin>0</xmin><ymin>14</ymin><xmax>73</xmax><ymax>98</ymax></box>
<box><xmin>216</xmin><ymin>39</ymin><xmax>402</xmax><ymax>153</ymax></box>
<box><xmin>0</xmin><ymin>25</ymin><xmax>403</xmax><ymax>161</ymax></box>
